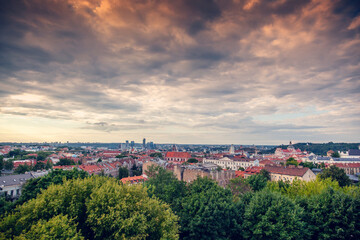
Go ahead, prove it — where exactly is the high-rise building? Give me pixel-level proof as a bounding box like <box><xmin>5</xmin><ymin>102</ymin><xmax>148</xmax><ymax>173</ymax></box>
<box><xmin>143</xmin><ymin>138</ymin><xmax>146</xmax><ymax>149</ymax></box>
<box><xmin>125</xmin><ymin>140</ymin><xmax>129</xmax><ymax>149</ymax></box>
<box><xmin>130</xmin><ymin>141</ymin><xmax>135</xmax><ymax>148</ymax></box>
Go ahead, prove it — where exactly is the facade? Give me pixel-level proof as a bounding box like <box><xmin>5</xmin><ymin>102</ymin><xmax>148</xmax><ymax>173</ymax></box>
<box><xmin>326</xmin><ymin>163</ymin><xmax>360</xmax><ymax>175</ymax></box>
<box><xmin>275</xmin><ymin>142</ymin><xmax>303</xmax><ymax>158</ymax></box>
<box><xmin>264</xmin><ymin>165</ymin><xmax>316</xmax><ymax>182</ymax></box>
<box><xmin>173</xmin><ymin>164</ymin><xmax>235</xmax><ymax>187</ymax></box>
<box><xmin>165</xmin><ymin>152</ymin><xmax>191</xmax><ymax>162</ymax></box>
<box><xmin>0</xmin><ymin>173</ymin><xmax>33</xmax><ymax>199</ymax></box>
<box><xmin>203</xmin><ymin>157</ymin><xmax>258</xmax><ymax>170</ymax></box>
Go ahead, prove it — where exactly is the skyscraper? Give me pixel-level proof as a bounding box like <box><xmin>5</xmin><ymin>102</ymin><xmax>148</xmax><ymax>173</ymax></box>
<box><xmin>143</xmin><ymin>138</ymin><xmax>146</xmax><ymax>149</ymax></box>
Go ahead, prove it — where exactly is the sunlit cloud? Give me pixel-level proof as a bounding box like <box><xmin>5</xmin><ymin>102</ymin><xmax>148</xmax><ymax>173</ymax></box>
<box><xmin>0</xmin><ymin>0</ymin><xmax>359</xmax><ymax>144</ymax></box>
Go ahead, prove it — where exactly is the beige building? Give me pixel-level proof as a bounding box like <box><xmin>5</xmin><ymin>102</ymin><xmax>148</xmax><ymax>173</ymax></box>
<box><xmin>173</xmin><ymin>164</ymin><xmax>235</xmax><ymax>187</ymax></box>
<box><xmin>264</xmin><ymin>165</ymin><xmax>316</xmax><ymax>182</ymax></box>
<box><xmin>203</xmin><ymin>157</ymin><xmax>258</xmax><ymax>170</ymax></box>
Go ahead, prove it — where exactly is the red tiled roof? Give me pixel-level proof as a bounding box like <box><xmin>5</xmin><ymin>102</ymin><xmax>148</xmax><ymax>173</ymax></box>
<box><xmin>328</xmin><ymin>163</ymin><xmax>360</xmax><ymax>168</ymax></box>
<box><xmin>165</xmin><ymin>152</ymin><xmax>191</xmax><ymax>158</ymax></box>
<box><xmin>121</xmin><ymin>176</ymin><xmax>148</xmax><ymax>184</ymax></box>
<box><xmin>265</xmin><ymin>166</ymin><xmax>309</xmax><ymax>177</ymax></box>
<box><xmin>244</xmin><ymin>166</ymin><xmax>264</xmax><ymax>174</ymax></box>
<box><xmin>53</xmin><ymin>165</ymin><xmax>76</xmax><ymax>170</ymax></box>
<box><xmin>259</xmin><ymin>160</ymin><xmax>273</xmax><ymax>165</ymax></box>
<box><xmin>79</xmin><ymin>165</ymin><xmax>102</xmax><ymax>173</ymax></box>
<box><xmin>235</xmin><ymin>171</ymin><xmax>245</xmax><ymax>178</ymax></box>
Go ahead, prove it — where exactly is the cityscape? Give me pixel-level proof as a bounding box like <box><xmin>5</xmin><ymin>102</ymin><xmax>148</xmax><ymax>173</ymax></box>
<box><xmin>1</xmin><ymin>0</ymin><xmax>360</xmax><ymax>239</ymax></box>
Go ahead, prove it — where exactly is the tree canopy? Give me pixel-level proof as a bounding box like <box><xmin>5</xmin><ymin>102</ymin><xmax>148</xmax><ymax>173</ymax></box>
<box><xmin>0</xmin><ymin>177</ymin><xmax>179</xmax><ymax>240</ymax></box>
<box><xmin>55</xmin><ymin>158</ymin><xmax>76</xmax><ymax>166</ymax></box>
<box><xmin>318</xmin><ymin>165</ymin><xmax>351</xmax><ymax>187</ymax></box>
<box><xmin>187</xmin><ymin>158</ymin><xmax>198</xmax><ymax>163</ymax></box>
<box><xmin>118</xmin><ymin>166</ymin><xmax>129</xmax><ymax>179</ymax></box>
<box><xmin>177</xmin><ymin>177</ymin><xmax>242</xmax><ymax>240</ymax></box>
<box><xmin>242</xmin><ymin>190</ymin><xmax>308</xmax><ymax>239</ymax></box>
<box><xmin>286</xmin><ymin>157</ymin><xmax>298</xmax><ymax>166</ymax></box>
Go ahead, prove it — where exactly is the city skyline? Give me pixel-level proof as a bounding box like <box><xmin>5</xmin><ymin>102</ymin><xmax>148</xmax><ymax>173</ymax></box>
<box><xmin>0</xmin><ymin>0</ymin><xmax>359</xmax><ymax>144</ymax></box>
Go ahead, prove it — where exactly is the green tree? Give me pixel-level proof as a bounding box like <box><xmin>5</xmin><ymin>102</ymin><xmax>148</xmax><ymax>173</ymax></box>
<box><xmin>299</xmin><ymin>161</ymin><xmax>317</xmax><ymax>169</ymax></box>
<box><xmin>286</xmin><ymin>157</ymin><xmax>299</xmax><ymax>166</ymax></box>
<box><xmin>0</xmin><ymin>156</ymin><xmax>4</xmax><ymax>171</ymax></box>
<box><xmin>55</xmin><ymin>158</ymin><xmax>75</xmax><ymax>166</ymax></box>
<box><xmin>0</xmin><ymin>196</ymin><xmax>14</xmax><ymax>217</ymax></box>
<box><xmin>97</xmin><ymin>158</ymin><xmax>102</xmax><ymax>163</ymax></box>
<box><xmin>318</xmin><ymin>165</ymin><xmax>351</xmax><ymax>187</ymax></box>
<box><xmin>238</xmin><ymin>167</ymin><xmax>245</xmax><ymax>171</ymax></box>
<box><xmin>178</xmin><ymin>177</ymin><xmax>243</xmax><ymax>240</ymax></box>
<box><xmin>187</xmin><ymin>158</ymin><xmax>198</xmax><ymax>163</ymax></box>
<box><xmin>17</xmin><ymin>168</ymin><xmax>89</xmax><ymax>205</ymax></box>
<box><xmin>331</xmin><ymin>151</ymin><xmax>340</xmax><ymax>158</ymax></box>
<box><xmin>227</xmin><ymin>177</ymin><xmax>252</xmax><ymax>199</ymax></box>
<box><xmin>145</xmin><ymin>166</ymin><xmax>186</xmax><ymax>213</ymax></box>
<box><xmin>4</xmin><ymin>160</ymin><xmax>13</xmax><ymax>170</ymax></box>
<box><xmin>242</xmin><ymin>190</ymin><xmax>308</xmax><ymax>240</ymax></box>
<box><xmin>45</xmin><ymin>160</ymin><xmax>53</xmax><ymax>170</ymax></box>
<box><xmin>131</xmin><ymin>164</ymin><xmax>142</xmax><ymax>176</ymax></box>
<box><xmin>302</xmin><ymin>188</ymin><xmax>360</xmax><ymax>239</ymax></box>
<box><xmin>149</xmin><ymin>152</ymin><xmax>163</xmax><ymax>159</ymax></box>
<box><xmin>14</xmin><ymin>164</ymin><xmax>31</xmax><ymax>174</ymax></box>
<box><xmin>33</xmin><ymin>162</ymin><xmax>46</xmax><ymax>171</ymax></box>
<box><xmin>14</xmin><ymin>214</ymin><xmax>84</xmax><ymax>240</ymax></box>
<box><xmin>319</xmin><ymin>162</ymin><xmax>326</xmax><ymax>169</ymax></box>
<box><xmin>0</xmin><ymin>177</ymin><xmax>179</xmax><ymax>240</ymax></box>
<box><xmin>259</xmin><ymin>169</ymin><xmax>271</xmax><ymax>180</ymax></box>
<box><xmin>118</xmin><ymin>166</ymin><xmax>129</xmax><ymax>179</ymax></box>
<box><xmin>246</xmin><ymin>174</ymin><xmax>268</xmax><ymax>191</ymax></box>
<box><xmin>36</xmin><ymin>151</ymin><xmax>52</xmax><ymax>161</ymax></box>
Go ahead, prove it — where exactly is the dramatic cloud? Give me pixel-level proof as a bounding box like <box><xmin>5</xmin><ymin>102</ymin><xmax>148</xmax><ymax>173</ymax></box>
<box><xmin>0</xmin><ymin>0</ymin><xmax>359</xmax><ymax>144</ymax></box>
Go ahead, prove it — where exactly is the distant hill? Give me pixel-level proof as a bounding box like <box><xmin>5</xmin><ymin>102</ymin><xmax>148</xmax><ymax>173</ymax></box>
<box><xmin>275</xmin><ymin>142</ymin><xmax>360</xmax><ymax>156</ymax></box>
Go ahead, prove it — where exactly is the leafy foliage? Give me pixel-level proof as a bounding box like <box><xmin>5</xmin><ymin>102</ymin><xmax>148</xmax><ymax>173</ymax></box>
<box><xmin>242</xmin><ymin>190</ymin><xmax>308</xmax><ymax>240</ymax></box>
<box><xmin>228</xmin><ymin>177</ymin><xmax>252</xmax><ymax>199</ymax></box>
<box><xmin>0</xmin><ymin>156</ymin><xmax>4</xmax><ymax>171</ymax></box>
<box><xmin>14</xmin><ymin>164</ymin><xmax>31</xmax><ymax>174</ymax></box>
<box><xmin>4</xmin><ymin>159</ymin><xmax>14</xmax><ymax>170</ymax></box>
<box><xmin>299</xmin><ymin>161</ymin><xmax>318</xmax><ymax>169</ymax></box>
<box><xmin>331</xmin><ymin>151</ymin><xmax>340</xmax><ymax>158</ymax></box>
<box><xmin>14</xmin><ymin>214</ymin><xmax>84</xmax><ymax>240</ymax></box>
<box><xmin>17</xmin><ymin>168</ymin><xmax>89</xmax><ymax>205</ymax></box>
<box><xmin>131</xmin><ymin>164</ymin><xmax>142</xmax><ymax>176</ymax></box>
<box><xmin>36</xmin><ymin>151</ymin><xmax>52</xmax><ymax>161</ymax></box>
<box><xmin>187</xmin><ymin>158</ymin><xmax>198</xmax><ymax>163</ymax></box>
<box><xmin>178</xmin><ymin>177</ymin><xmax>242</xmax><ymax>240</ymax></box>
<box><xmin>0</xmin><ymin>177</ymin><xmax>179</xmax><ymax>240</ymax></box>
<box><xmin>286</xmin><ymin>157</ymin><xmax>298</xmax><ymax>166</ymax></box>
<box><xmin>145</xmin><ymin>165</ymin><xmax>186</xmax><ymax>213</ymax></box>
<box><xmin>55</xmin><ymin>158</ymin><xmax>75</xmax><ymax>166</ymax></box>
<box><xmin>318</xmin><ymin>165</ymin><xmax>351</xmax><ymax>187</ymax></box>
<box><xmin>301</xmin><ymin>188</ymin><xmax>360</xmax><ymax>239</ymax></box>
<box><xmin>246</xmin><ymin>173</ymin><xmax>268</xmax><ymax>191</ymax></box>
<box><xmin>149</xmin><ymin>152</ymin><xmax>163</xmax><ymax>158</ymax></box>
<box><xmin>118</xmin><ymin>166</ymin><xmax>129</xmax><ymax>179</ymax></box>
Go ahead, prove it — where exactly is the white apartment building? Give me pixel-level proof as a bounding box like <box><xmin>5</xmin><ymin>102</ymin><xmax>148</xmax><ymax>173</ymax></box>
<box><xmin>203</xmin><ymin>157</ymin><xmax>259</xmax><ymax>170</ymax></box>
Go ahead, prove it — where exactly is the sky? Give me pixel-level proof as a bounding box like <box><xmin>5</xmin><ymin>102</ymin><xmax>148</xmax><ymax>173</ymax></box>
<box><xmin>0</xmin><ymin>0</ymin><xmax>359</xmax><ymax>145</ymax></box>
